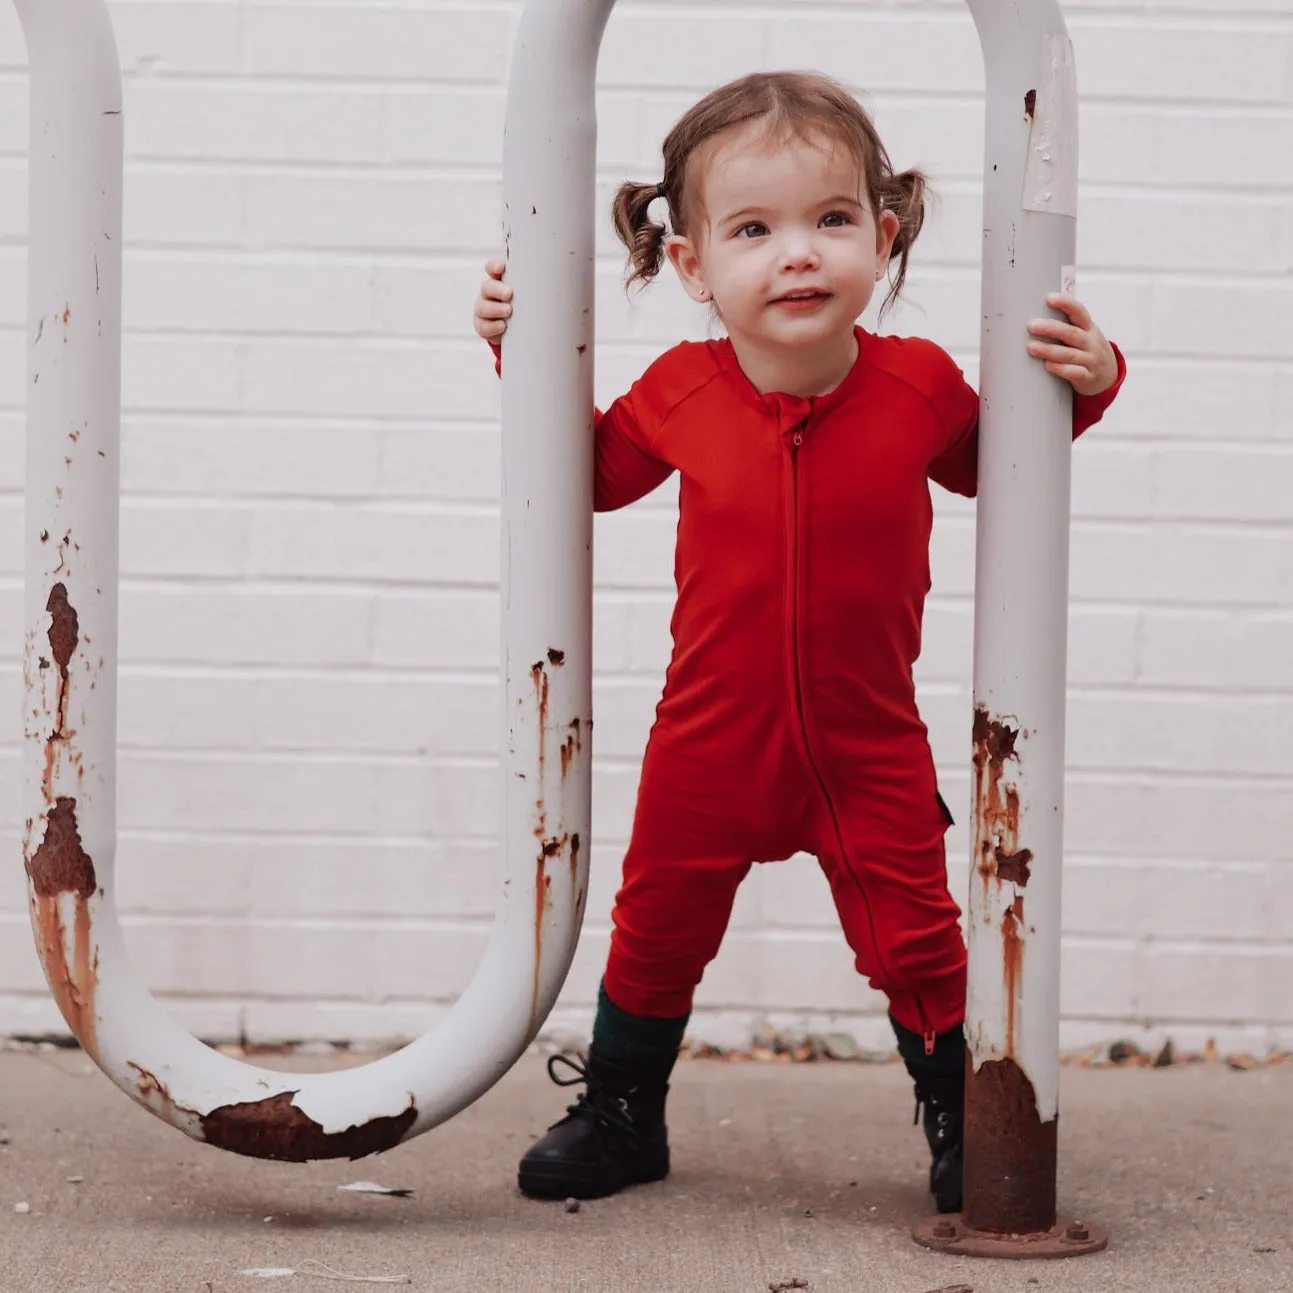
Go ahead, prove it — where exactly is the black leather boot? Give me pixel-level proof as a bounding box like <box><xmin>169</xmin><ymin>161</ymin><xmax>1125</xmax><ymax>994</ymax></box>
<box><xmin>907</xmin><ymin>1066</ymin><xmax>965</xmax><ymax>1214</ymax></box>
<box><xmin>517</xmin><ymin>1047</ymin><xmax>673</xmax><ymax>1200</ymax></box>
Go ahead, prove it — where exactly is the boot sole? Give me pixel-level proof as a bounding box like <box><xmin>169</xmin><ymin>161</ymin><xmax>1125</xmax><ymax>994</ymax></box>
<box><xmin>518</xmin><ymin>1148</ymin><xmax>670</xmax><ymax>1201</ymax></box>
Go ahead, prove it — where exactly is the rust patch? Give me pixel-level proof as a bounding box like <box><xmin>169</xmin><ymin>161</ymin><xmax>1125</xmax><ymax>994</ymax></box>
<box><xmin>26</xmin><ymin>798</ymin><xmax>98</xmax><ymax>1057</ymax></box>
<box><xmin>964</xmin><ymin>1055</ymin><xmax>1057</xmax><ymax>1236</ymax></box>
<box><xmin>972</xmin><ymin>706</ymin><xmax>1033</xmax><ymax>890</ymax></box>
<box><xmin>532</xmin><ymin>856</ymin><xmax>555</xmax><ymax>1027</ymax></box>
<box><xmin>570</xmin><ymin>832</ymin><xmax>581</xmax><ymax>891</ymax></box>
<box><xmin>531</xmin><ymin>662</ymin><xmax>550</xmax><ymax>779</ymax></box>
<box><xmin>560</xmin><ymin>718</ymin><xmax>583</xmax><ymax>780</ymax></box>
<box><xmin>547</xmin><ymin>648</ymin><xmax>565</xmax><ymax>666</ymax></box>
<box><xmin>201</xmin><ymin>1091</ymin><xmax>417</xmax><ymax>1162</ymax></box>
<box><xmin>27</xmin><ymin>797</ymin><xmax>96</xmax><ymax>898</ymax></box>
<box><xmin>46</xmin><ymin>583</ymin><xmax>79</xmax><ymax>719</ymax></box>
<box><xmin>1025</xmin><ymin>89</ymin><xmax>1037</xmax><ymax>120</ymax></box>
<box><xmin>43</xmin><ymin>585</ymin><xmax>80</xmax><ymax>803</ymax></box>
<box><xmin>1001</xmin><ymin>896</ymin><xmax>1025</xmax><ymax>1057</ymax></box>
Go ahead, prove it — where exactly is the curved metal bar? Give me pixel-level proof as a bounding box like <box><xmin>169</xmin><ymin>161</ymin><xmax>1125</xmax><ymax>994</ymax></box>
<box><xmin>963</xmin><ymin>0</ymin><xmax>1078</xmax><ymax>1237</ymax></box>
<box><xmin>18</xmin><ymin>0</ymin><xmax>609</xmax><ymax>1160</ymax></box>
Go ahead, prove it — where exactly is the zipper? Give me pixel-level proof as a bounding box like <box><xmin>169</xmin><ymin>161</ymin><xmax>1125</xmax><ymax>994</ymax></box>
<box><xmin>786</xmin><ymin>423</ymin><xmax>931</xmax><ymax>1041</ymax></box>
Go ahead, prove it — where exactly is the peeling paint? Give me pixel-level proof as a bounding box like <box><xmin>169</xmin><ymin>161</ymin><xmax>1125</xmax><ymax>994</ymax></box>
<box><xmin>43</xmin><ymin>584</ymin><xmax>80</xmax><ymax>804</ymax></box>
<box><xmin>1001</xmin><ymin>895</ymin><xmax>1025</xmax><ymax>1057</ymax></box>
<box><xmin>129</xmin><ymin>1064</ymin><xmax>420</xmax><ymax>1162</ymax></box>
<box><xmin>972</xmin><ymin>706</ymin><xmax>1033</xmax><ymax>891</ymax></box>
<box><xmin>26</xmin><ymin>798</ymin><xmax>98</xmax><ymax>1058</ymax></box>
<box><xmin>560</xmin><ymin>718</ymin><xmax>582</xmax><ymax>780</ymax></box>
<box><xmin>203</xmin><ymin>1091</ymin><xmax>417</xmax><ymax>1162</ymax></box>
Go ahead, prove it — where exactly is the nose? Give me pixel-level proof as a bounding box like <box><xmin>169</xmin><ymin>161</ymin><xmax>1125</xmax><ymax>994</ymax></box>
<box><xmin>779</xmin><ymin>232</ymin><xmax>820</xmax><ymax>273</ymax></box>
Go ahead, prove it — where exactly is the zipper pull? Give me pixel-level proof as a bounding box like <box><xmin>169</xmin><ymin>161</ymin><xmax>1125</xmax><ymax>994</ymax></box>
<box><xmin>924</xmin><ymin>1030</ymin><xmax>936</xmax><ymax>1058</ymax></box>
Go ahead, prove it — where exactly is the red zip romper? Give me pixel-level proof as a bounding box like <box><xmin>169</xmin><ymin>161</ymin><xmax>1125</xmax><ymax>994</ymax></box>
<box><xmin>585</xmin><ymin>327</ymin><xmax>1125</xmax><ymax>1042</ymax></box>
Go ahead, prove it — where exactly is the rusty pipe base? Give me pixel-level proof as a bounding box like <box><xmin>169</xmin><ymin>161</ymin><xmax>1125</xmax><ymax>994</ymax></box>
<box><xmin>912</xmin><ymin>1215</ymin><xmax>1109</xmax><ymax>1260</ymax></box>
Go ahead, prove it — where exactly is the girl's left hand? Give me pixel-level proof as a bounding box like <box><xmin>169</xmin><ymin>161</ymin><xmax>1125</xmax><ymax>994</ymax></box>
<box><xmin>1027</xmin><ymin>294</ymin><xmax>1119</xmax><ymax>397</ymax></box>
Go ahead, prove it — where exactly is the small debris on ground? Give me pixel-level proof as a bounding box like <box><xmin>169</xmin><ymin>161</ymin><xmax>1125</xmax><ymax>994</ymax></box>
<box><xmin>923</xmin><ymin>1286</ymin><xmax>974</xmax><ymax>1293</ymax></box>
<box><xmin>769</xmin><ymin>1280</ymin><xmax>809</xmax><ymax>1292</ymax></box>
<box><xmin>14</xmin><ymin>1201</ymin><xmax>30</xmax><ymax>1214</ymax></box>
<box><xmin>822</xmin><ymin>1033</ymin><xmax>859</xmax><ymax>1061</ymax></box>
<box><xmin>337</xmin><ymin>1181</ymin><xmax>413</xmax><ymax>1198</ymax></box>
<box><xmin>1152</xmin><ymin>1039</ymin><xmax>1174</xmax><ymax>1068</ymax></box>
<box><xmin>240</xmin><ymin>1261</ymin><xmax>410</xmax><ymax>1284</ymax></box>
<box><xmin>65</xmin><ymin>1175</ymin><xmax>83</xmax><ymax>1184</ymax></box>
<box><xmin>564</xmin><ymin>1198</ymin><xmax>580</xmax><ymax>1214</ymax></box>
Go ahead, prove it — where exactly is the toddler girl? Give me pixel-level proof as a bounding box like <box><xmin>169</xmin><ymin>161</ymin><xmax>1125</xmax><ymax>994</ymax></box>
<box><xmin>473</xmin><ymin>70</ymin><xmax>1124</xmax><ymax>1213</ymax></box>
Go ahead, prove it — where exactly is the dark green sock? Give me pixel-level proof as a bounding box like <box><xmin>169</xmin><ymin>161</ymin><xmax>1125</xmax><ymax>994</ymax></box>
<box><xmin>590</xmin><ymin>982</ymin><xmax>689</xmax><ymax>1068</ymax></box>
<box><xmin>890</xmin><ymin>1013</ymin><xmax>965</xmax><ymax>1078</ymax></box>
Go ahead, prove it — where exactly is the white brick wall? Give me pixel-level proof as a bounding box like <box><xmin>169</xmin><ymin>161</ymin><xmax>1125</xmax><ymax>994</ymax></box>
<box><xmin>1</xmin><ymin>0</ymin><xmax>1290</xmax><ymax>1057</ymax></box>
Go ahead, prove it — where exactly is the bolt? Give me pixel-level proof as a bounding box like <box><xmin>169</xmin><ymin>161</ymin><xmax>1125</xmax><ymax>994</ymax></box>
<box><xmin>1066</xmin><ymin>1222</ymin><xmax>1090</xmax><ymax>1242</ymax></box>
<box><xmin>933</xmin><ymin>1219</ymin><xmax>958</xmax><ymax>1240</ymax></box>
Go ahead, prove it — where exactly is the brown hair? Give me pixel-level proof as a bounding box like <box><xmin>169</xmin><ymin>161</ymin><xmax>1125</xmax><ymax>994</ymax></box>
<box><xmin>610</xmin><ymin>71</ymin><xmax>927</xmax><ymax>319</ymax></box>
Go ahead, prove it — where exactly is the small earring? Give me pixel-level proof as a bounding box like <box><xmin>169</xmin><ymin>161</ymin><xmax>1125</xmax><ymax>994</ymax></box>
<box><xmin>699</xmin><ymin>289</ymin><xmax>711</xmax><ymax>301</ymax></box>
<box><xmin>875</xmin><ymin>268</ymin><xmax>885</xmax><ymax>281</ymax></box>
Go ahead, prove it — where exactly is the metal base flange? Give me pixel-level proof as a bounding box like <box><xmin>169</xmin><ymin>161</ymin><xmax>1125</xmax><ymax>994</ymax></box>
<box><xmin>912</xmin><ymin>1214</ymin><xmax>1109</xmax><ymax>1260</ymax></box>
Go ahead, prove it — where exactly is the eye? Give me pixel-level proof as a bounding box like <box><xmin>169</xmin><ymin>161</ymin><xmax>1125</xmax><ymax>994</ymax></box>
<box><xmin>735</xmin><ymin>221</ymin><xmax>769</xmax><ymax>239</ymax></box>
<box><xmin>820</xmin><ymin>211</ymin><xmax>853</xmax><ymax>228</ymax></box>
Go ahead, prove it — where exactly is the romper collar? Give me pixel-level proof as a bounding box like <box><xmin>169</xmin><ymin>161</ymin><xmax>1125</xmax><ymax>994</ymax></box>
<box><xmin>708</xmin><ymin>325</ymin><xmax>873</xmax><ymax>432</ymax></box>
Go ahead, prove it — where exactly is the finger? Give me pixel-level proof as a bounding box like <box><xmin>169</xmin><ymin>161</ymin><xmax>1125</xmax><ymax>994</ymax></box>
<box><xmin>1029</xmin><ymin>341</ymin><xmax>1091</xmax><ymax>367</ymax></box>
<box><xmin>1046</xmin><ymin>293</ymin><xmax>1092</xmax><ymax>329</ymax></box>
<box><xmin>1027</xmin><ymin>318</ymin><xmax>1087</xmax><ymax>348</ymax></box>
<box><xmin>481</xmin><ymin>279</ymin><xmax>513</xmax><ymax>301</ymax></box>
<box><xmin>475</xmin><ymin>318</ymin><xmax>508</xmax><ymax>339</ymax></box>
<box><xmin>1045</xmin><ymin>361</ymin><xmax>1091</xmax><ymax>384</ymax></box>
<box><xmin>484</xmin><ymin>257</ymin><xmax>507</xmax><ymax>279</ymax></box>
<box><xmin>475</xmin><ymin>299</ymin><xmax>513</xmax><ymax>321</ymax></box>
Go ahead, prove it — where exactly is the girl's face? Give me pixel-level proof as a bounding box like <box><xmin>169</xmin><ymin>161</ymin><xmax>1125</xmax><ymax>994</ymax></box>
<box><xmin>666</xmin><ymin>123</ymin><xmax>900</xmax><ymax>360</ymax></box>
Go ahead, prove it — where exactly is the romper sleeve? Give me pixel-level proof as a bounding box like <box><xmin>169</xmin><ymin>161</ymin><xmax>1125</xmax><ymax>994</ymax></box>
<box><xmin>927</xmin><ymin>342</ymin><xmax>1128</xmax><ymax>499</ymax></box>
<box><xmin>488</xmin><ymin>341</ymin><xmax>675</xmax><ymax>512</ymax></box>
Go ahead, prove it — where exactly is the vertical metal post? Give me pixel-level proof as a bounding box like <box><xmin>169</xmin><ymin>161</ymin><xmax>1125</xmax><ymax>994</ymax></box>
<box><xmin>15</xmin><ymin>0</ymin><xmax>610</xmax><ymax>1160</ymax></box>
<box><xmin>915</xmin><ymin>0</ymin><xmax>1108</xmax><ymax>1259</ymax></box>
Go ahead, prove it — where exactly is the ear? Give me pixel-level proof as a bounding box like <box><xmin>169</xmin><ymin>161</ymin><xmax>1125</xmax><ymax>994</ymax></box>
<box><xmin>875</xmin><ymin>209</ymin><xmax>901</xmax><ymax>274</ymax></box>
<box><xmin>665</xmin><ymin>234</ymin><xmax>711</xmax><ymax>304</ymax></box>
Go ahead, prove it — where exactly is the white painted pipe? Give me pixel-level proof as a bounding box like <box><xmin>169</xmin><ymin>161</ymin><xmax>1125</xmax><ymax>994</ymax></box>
<box><xmin>962</xmin><ymin>0</ymin><xmax>1078</xmax><ymax>1236</ymax></box>
<box><xmin>17</xmin><ymin>0</ymin><xmax>605</xmax><ymax>1159</ymax></box>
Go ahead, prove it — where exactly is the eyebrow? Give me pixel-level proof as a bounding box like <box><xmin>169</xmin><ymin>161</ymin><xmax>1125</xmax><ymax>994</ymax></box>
<box><xmin>718</xmin><ymin>194</ymin><xmax>866</xmax><ymax>225</ymax></box>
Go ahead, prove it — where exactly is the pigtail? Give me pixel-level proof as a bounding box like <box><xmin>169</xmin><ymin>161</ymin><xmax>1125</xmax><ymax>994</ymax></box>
<box><xmin>877</xmin><ymin>167</ymin><xmax>928</xmax><ymax>319</ymax></box>
<box><xmin>611</xmin><ymin>180</ymin><xmax>670</xmax><ymax>290</ymax></box>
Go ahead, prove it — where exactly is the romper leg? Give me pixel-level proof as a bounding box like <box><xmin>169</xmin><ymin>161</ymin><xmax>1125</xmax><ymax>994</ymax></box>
<box><xmin>812</xmin><ymin>760</ymin><xmax>967</xmax><ymax>1039</ymax></box>
<box><xmin>600</xmin><ymin>736</ymin><xmax>760</xmax><ymax>1019</ymax></box>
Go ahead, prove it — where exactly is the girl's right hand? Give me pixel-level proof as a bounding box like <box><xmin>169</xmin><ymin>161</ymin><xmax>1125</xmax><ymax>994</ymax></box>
<box><xmin>473</xmin><ymin>257</ymin><xmax>512</xmax><ymax>343</ymax></box>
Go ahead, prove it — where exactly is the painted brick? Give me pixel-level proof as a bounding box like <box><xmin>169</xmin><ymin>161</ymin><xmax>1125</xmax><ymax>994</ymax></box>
<box><xmin>0</xmin><ymin>0</ymin><xmax>1289</xmax><ymax>1050</ymax></box>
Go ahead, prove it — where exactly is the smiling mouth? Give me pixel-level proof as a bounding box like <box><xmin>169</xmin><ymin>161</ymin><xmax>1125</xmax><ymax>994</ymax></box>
<box><xmin>773</xmin><ymin>290</ymin><xmax>831</xmax><ymax>306</ymax></box>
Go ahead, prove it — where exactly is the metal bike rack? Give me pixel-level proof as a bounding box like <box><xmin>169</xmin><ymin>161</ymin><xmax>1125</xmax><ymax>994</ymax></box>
<box><xmin>912</xmin><ymin>0</ymin><xmax>1108</xmax><ymax>1259</ymax></box>
<box><xmin>15</xmin><ymin>0</ymin><xmax>1107</xmax><ymax>1254</ymax></box>
<box><xmin>17</xmin><ymin>0</ymin><xmax>595</xmax><ymax>1162</ymax></box>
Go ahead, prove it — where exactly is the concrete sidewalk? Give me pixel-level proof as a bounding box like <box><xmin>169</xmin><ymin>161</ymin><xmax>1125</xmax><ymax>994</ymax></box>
<box><xmin>0</xmin><ymin>1047</ymin><xmax>1289</xmax><ymax>1293</ymax></box>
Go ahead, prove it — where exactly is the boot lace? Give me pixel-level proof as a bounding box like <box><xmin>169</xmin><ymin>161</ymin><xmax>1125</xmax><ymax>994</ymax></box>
<box><xmin>912</xmin><ymin>1079</ymin><xmax>960</xmax><ymax>1152</ymax></box>
<box><xmin>546</xmin><ymin>1053</ymin><xmax>642</xmax><ymax>1143</ymax></box>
